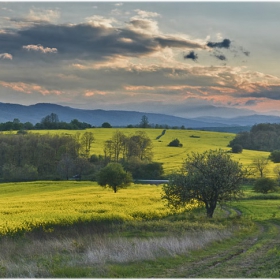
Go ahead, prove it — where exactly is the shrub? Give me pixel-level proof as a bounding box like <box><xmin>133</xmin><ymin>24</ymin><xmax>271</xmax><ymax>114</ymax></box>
<box><xmin>268</xmin><ymin>150</ymin><xmax>280</xmax><ymax>163</ymax></box>
<box><xmin>232</xmin><ymin>144</ymin><xmax>243</xmax><ymax>153</ymax></box>
<box><xmin>168</xmin><ymin>138</ymin><xmax>183</xmax><ymax>147</ymax></box>
<box><xmin>2</xmin><ymin>164</ymin><xmax>38</xmax><ymax>182</ymax></box>
<box><xmin>123</xmin><ymin>157</ymin><xmax>164</xmax><ymax>180</ymax></box>
<box><xmin>253</xmin><ymin>177</ymin><xmax>279</xmax><ymax>194</ymax></box>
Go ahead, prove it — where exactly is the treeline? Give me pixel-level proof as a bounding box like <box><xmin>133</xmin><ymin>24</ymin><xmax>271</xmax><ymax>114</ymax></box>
<box><xmin>229</xmin><ymin>123</ymin><xmax>280</xmax><ymax>152</ymax></box>
<box><xmin>0</xmin><ymin>130</ymin><xmax>163</xmax><ymax>182</ymax></box>
<box><xmin>0</xmin><ymin>113</ymin><xmax>92</xmax><ymax>131</ymax></box>
<box><xmin>103</xmin><ymin>130</ymin><xmax>164</xmax><ymax>180</ymax></box>
<box><xmin>0</xmin><ymin>132</ymin><xmax>96</xmax><ymax>182</ymax></box>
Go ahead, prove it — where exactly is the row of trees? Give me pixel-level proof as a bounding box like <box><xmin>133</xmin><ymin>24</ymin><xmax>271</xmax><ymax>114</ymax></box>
<box><xmin>229</xmin><ymin>123</ymin><xmax>280</xmax><ymax>152</ymax></box>
<box><xmin>0</xmin><ymin>129</ymin><xmax>163</xmax><ymax>183</ymax></box>
<box><xmin>0</xmin><ymin>132</ymin><xmax>96</xmax><ymax>181</ymax></box>
<box><xmin>0</xmin><ymin>115</ymin><xmax>93</xmax><ymax>131</ymax></box>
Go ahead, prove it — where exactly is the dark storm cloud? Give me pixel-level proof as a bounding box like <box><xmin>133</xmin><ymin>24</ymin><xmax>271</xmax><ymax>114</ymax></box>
<box><xmin>184</xmin><ymin>51</ymin><xmax>198</xmax><ymax>61</ymax></box>
<box><xmin>207</xmin><ymin>38</ymin><xmax>231</xmax><ymax>49</ymax></box>
<box><xmin>0</xmin><ymin>22</ymin><xmax>204</xmax><ymax>62</ymax></box>
<box><xmin>154</xmin><ymin>37</ymin><xmax>204</xmax><ymax>49</ymax></box>
<box><xmin>214</xmin><ymin>54</ymin><xmax>227</xmax><ymax>61</ymax></box>
<box><xmin>240</xmin><ymin>47</ymin><xmax>250</xmax><ymax>57</ymax></box>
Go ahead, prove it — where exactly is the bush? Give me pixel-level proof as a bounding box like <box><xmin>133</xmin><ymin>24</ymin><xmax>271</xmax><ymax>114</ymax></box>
<box><xmin>2</xmin><ymin>164</ymin><xmax>38</xmax><ymax>182</ymax></box>
<box><xmin>269</xmin><ymin>150</ymin><xmax>280</xmax><ymax>163</ymax></box>
<box><xmin>168</xmin><ymin>138</ymin><xmax>183</xmax><ymax>147</ymax></box>
<box><xmin>232</xmin><ymin>144</ymin><xmax>243</xmax><ymax>153</ymax></box>
<box><xmin>122</xmin><ymin>157</ymin><xmax>164</xmax><ymax>180</ymax></box>
<box><xmin>253</xmin><ymin>177</ymin><xmax>279</xmax><ymax>194</ymax></box>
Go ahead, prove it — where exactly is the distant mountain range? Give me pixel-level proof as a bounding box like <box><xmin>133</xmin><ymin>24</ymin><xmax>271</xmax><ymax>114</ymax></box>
<box><xmin>0</xmin><ymin>102</ymin><xmax>280</xmax><ymax>130</ymax></box>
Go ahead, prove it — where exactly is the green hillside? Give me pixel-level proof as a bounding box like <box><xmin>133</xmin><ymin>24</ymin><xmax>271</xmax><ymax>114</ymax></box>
<box><xmin>26</xmin><ymin>127</ymin><xmax>276</xmax><ymax>177</ymax></box>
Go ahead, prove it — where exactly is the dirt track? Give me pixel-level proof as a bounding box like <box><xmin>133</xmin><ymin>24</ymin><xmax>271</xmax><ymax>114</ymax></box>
<box><xmin>154</xmin><ymin>208</ymin><xmax>280</xmax><ymax>278</ymax></box>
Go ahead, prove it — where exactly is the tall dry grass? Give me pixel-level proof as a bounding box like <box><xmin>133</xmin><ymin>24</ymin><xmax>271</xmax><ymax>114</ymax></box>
<box><xmin>0</xmin><ymin>229</ymin><xmax>232</xmax><ymax>277</ymax></box>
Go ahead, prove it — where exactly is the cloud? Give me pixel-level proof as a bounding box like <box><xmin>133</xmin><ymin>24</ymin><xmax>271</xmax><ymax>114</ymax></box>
<box><xmin>0</xmin><ymin>18</ymin><xmax>205</xmax><ymax>62</ymax></box>
<box><xmin>85</xmin><ymin>15</ymin><xmax>117</xmax><ymax>28</ymax></box>
<box><xmin>155</xmin><ymin>36</ymin><xmax>204</xmax><ymax>49</ymax></box>
<box><xmin>9</xmin><ymin>8</ymin><xmax>60</xmax><ymax>25</ymax></box>
<box><xmin>207</xmin><ymin>38</ymin><xmax>231</xmax><ymax>49</ymax></box>
<box><xmin>214</xmin><ymin>54</ymin><xmax>227</xmax><ymax>61</ymax></box>
<box><xmin>0</xmin><ymin>81</ymin><xmax>62</xmax><ymax>96</ymax></box>
<box><xmin>22</xmin><ymin>44</ymin><xmax>58</xmax><ymax>54</ymax></box>
<box><xmin>245</xmin><ymin>99</ymin><xmax>259</xmax><ymax>106</ymax></box>
<box><xmin>184</xmin><ymin>51</ymin><xmax>198</xmax><ymax>61</ymax></box>
<box><xmin>240</xmin><ymin>47</ymin><xmax>250</xmax><ymax>57</ymax></box>
<box><xmin>134</xmin><ymin>9</ymin><xmax>160</xmax><ymax>18</ymax></box>
<box><xmin>0</xmin><ymin>53</ymin><xmax>13</xmax><ymax>60</ymax></box>
<box><xmin>243</xmin><ymin>87</ymin><xmax>280</xmax><ymax>100</ymax></box>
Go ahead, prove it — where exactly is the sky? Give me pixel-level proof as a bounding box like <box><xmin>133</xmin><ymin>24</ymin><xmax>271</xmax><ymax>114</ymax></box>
<box><xmin>0</xmin><ymin>1</ymin><xmax>280</xmax><ymax>118</ymax></box>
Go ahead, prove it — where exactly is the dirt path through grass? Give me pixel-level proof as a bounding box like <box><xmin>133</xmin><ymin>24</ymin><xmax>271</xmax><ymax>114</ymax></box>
<box><xmin>155</xmin><ymin>219</ymin><xmax>280</xmax><ymax>278</ymax></box>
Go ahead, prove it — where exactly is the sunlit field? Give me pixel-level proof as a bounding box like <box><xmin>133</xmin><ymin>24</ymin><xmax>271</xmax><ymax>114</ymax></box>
<box><xmin>0</xmin><ymin>181</ymin><xmax>199</xmax><ymax>236</ymax></box>
<box><xmin>24</xmin><ymin>128</ymin><xmax>276</xmax><ymax>176</ymax></box>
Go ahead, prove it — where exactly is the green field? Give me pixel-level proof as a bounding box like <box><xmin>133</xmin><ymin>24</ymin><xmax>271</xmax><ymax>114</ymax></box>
<box><xmin>0</xmin><ymin>128</ymin><xmax>279</xmax><ymax>277</ymax></box>
<box><xmin>28</xmin><ymin>128</ymin><xmax>276</xmax><ymax>176</ymax></box>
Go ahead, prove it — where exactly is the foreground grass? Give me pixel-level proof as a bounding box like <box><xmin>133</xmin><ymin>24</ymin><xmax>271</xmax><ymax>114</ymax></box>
<box><xmin>0</xmin><ymin>207</ymin><xmax>244</xmax><ymax>278</ymax></box>
<box><xmin>0</xmin><ymin>181</ymin><xmax>279</xmax><ymax>277</ymax></box>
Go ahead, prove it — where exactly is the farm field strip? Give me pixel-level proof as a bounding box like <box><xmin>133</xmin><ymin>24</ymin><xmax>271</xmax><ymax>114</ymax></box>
<box><xmin>0</xmin><ymin>181</ymin><xmax>199</xmax><ymax>236</ymax></box>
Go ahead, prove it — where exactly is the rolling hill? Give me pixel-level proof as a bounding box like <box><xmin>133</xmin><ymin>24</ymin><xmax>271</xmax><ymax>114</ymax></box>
<box><xmin>0</xmin><ymin>102</ymin><xmax>280</xmax><ymax>129</ymax></box>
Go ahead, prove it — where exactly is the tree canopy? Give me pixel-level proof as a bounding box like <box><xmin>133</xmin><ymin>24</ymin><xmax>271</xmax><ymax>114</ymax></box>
<box><xmin>162</xmin><ymin>149</ymin><xmax>250</xmax><ymax>218</ymax></box>
<box><xmin>97</xmin><ymin>162</ymin><xmax>132</xmax><ymax>193</ymax></box>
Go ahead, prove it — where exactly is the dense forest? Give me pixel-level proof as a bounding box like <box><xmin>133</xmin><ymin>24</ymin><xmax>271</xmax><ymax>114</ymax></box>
<box><xmin>228</xmin><ymin>123</ymin><xmax>280</xmax><ymax>152</ymax></box>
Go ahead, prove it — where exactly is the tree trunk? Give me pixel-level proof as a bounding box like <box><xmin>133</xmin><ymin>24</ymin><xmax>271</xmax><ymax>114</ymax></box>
<box><xmin>205</xmin><ymin>202</ymin><xmax>216</xmax><ymax>218</ymax></box>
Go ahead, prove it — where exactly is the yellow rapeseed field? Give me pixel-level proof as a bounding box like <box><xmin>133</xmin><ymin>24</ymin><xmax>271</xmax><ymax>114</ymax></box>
<box><xmin>0</xmin><ymin>181</ymin><xmax>199</xmax><ymax>236</ymax></box>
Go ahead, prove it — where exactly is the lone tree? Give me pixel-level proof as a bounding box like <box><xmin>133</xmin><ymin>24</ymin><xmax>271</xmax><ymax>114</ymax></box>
<box><xmin>162</xmin><ymin>149</ymin><xmax>250</xmax><ymax>218</ymax></box>
<box><xmin>97</xmin><ymin>163</ymin><xmax>132</xmax><ymax>193</ymax></box>
<box><xmin>139</xmin><ymin>115</ymin><xmax>150</xmax><ymax>128</ymax></box>
<box><xmin>252</xmin><ymin>157</ymin><xmax>269</xmax><ymax>178</ymax></box>
<box><xmin>253</xmin><ymin>177</ymin><xmax>279</xmax><ymax>194</ymax></box>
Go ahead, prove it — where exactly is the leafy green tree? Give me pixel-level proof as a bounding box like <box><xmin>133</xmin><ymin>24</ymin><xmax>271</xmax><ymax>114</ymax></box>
<box><xmin>252</xmin><ymin>157</ymin><xmax>269</xmax><ymax>178</ymax></box>
<box><xmin>253</xmin><ymin>177</ymin><xmax>279</xmax><ymax>194</ymax></box>
<box><xmin>57</xmin><ymin>153</ymin><xmax>75</xmax><ymax>180</ymax></box>
<box><xmin>269</xmin><ymin>150</ymin><xmax>280</xmax><ymax>163</ymax></box>
<box><xmin>168</xmin><ymin>138</ymin><xmax>183</xmax><ymax>147</ymax></box>
<box><xmin>231</xmin><ymin>144</ymin><xmax>243</xmax><ymax>153</ymax></box>
<box><xmin>80</xmin><ymin>131</ymin><xmax>94</xmax><ymax>158</ymax></box>
<box><xmin>139</xmin><ymin>115</ymin><xmax>150</xmax><ymax>128</ymax></box>
<box><xmin>162</xmin><ymin>149</ymin><xmax>250</xmax><ymax>218</ymax></box>
<box><xmin>273</xmin><ymin>165</ymin><xmax>280</xmax><ymax>181</ymax></box>
<box><xmin>101</xmin><ymin>122</ymin><xmax>112</xmax><ymax>128</ymax></box>
<box><xmin>97</xmin><ymin>163</ymin><xmax>132</xmax><ymax>193</ymax></box>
